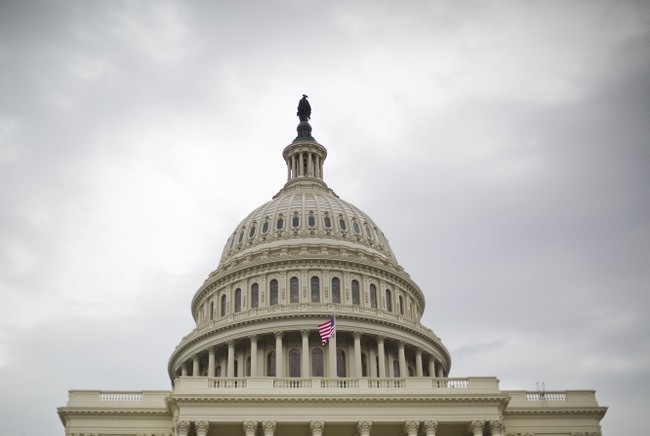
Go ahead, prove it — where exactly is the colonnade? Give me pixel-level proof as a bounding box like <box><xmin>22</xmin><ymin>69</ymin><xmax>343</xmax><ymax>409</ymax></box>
<box><xmin>287</xmin><ymin>150</ymin><xmax>323</xmax><ymax>180</ymax></box>
<box><xmin>176</xmin><ymin>329</ymin><xmax>446</xmax><ymax>380</ymax></box>
<box><xmin>175</xmin><ymin>419</ymin><xmax>506</xmax><ymax>436</ymax></box>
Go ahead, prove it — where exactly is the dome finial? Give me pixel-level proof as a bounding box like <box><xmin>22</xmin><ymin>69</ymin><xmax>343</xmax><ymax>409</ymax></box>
<box><xmin>295</xmin><ymin>94</ymin><xmax>314</xmax><ymax>140</ymax></box>
<box><xmin>297</xmin><ymin>94</ymin><xmax>311</xmax><ymax>121</ymax></box>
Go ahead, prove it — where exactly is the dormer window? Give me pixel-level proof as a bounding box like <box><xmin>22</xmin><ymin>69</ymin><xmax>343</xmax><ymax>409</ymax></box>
<box><xmin>338</xmin><ymin>214</ymin><xmax>347</xmax><ymax>231</ymax></box>
<box><xmin>276</xmin><ymin>215</ymin><xmax>284</xmax><ymax>230</ymax></box>
<box><xmin>249</xmin><ymin>224</ymin><xmax>256</xmax><ymax>238</ymax></box>
<box><xmin>238</xmin><ymin>228</ymin><xmax>245</xmax><ymax>243</ymax></box>
<box><xmin>262</xmin><ymin>218</ymin><xmax>270</xmax><ymax>234</ymax></box>
<box><xmin>352</xmin><ymin>220</ymin><xmax>360</xmax><ymax>235</ymax></box>
<box><xmin>292</xmin><ymin>212</ymin><xmax>300</xmax><ymax>228</ymax></box>
<box><xmin>323</xmin><ymin>213</ymin><xmax>332</xmax><ymax>228</ymax></box>
<box><xmin>307</xmin><ymin>211</ymin><xmax>316</xmax><ymax>228</ymax></box>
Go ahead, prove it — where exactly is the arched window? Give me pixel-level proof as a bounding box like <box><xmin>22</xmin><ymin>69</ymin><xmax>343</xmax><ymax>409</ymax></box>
<box><xmin>351</xmin><ymin>280</ymin><xmax>360</xmax><ymax>305</ymax></box>
<box><xmin>370</xmin><ymin>284</ymin><xmax>377</xmax><ymax>309</ymax></box>
<box><xmin>270</xmin><ymin>279</ymin><xmax>279</xmax><ymax>306</ymax></box>
<box><xmin>220</xmin><ymin>294</ymin><xmax>227</xmax><ymax>317</ymax></box>
<box><xmin>385</xmin><ymin>289</ymin><xmax>393</xmax><ymax>312</ymax></box>
<box><xmin>311</xmin><ymin>349</ymin><xmax>324</xmax><ymax>377</ymax></box>
<box><xmin>210</xmin><ymin>301</ymin><xmax>214</xmax><ymax>320</ymax></box>
<box><xmin>393</xmin><ymin>360</ymin><xmax>400</xmax><ymax>378</ymax></box>
<box><xmin>289</xmin><ymin>349</ymin><xmax>301</xmax><ymax>377</ymax></box>
<box><xmin>361</xmin><ymin>353</ymin><xmax>368</xmax><ymax>377</ymax></box>
<box><xmin>398</xmin><ymin>295</ymin><xmax>404</xmax><ymax>315</ymax></box>
<box><xmin>290</xmin><ymin>277</ymin><xmax>299</xmax><ymax>303</ymax></box>
<box><xmin>311</xmin><ymin>276</ymin><xmax>320</xmax><ymax>303</ymax></box>
<box><xmin>235</xmin><ymin>288</ymin><xmax>242</xmax><ymax>312</ymax></box>
<box><xmin>336</xmin><ymin>349</ymin><xmax>347</xmax><ymax>377</ymax></box>
<box><xmin>267</xmin><ymin>351</ymin><xmax>276</xmax><ymax>376</ymax></box>
<box><xmin>331</xmin><ymin>277</ymin><xmax>341</xmax><ymax>303</ymax></box>
<box><xmin>251</xmin><ymin>283</ymin><xmax>259</xmax><ymax>308</ymax></box>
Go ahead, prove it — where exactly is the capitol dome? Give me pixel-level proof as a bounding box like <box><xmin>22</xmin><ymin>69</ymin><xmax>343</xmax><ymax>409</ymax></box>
<box><xmin>168</xmin><ymin>115</ymin><xmax>452</xmax><ymax>382</ymax></box>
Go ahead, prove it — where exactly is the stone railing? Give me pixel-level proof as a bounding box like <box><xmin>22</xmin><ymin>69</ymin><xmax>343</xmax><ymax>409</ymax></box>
<box><xmin>526</xmin><ymin>392</ymin><xmax>568</xmax><ymax>401</ymax></box>
<box><xmin>505</xmin><ymin>390</ymin><xmax>602</xmax><ymax>408</ymax></box>
<box><xmin>99</xmin><ymin>392</ymin><xmax>143</xmax><ymax>402</ymax></box>
<box><xmin>64</xmin><ymin>390</ymin><xmax>170</xmax><ymax>408</ymax></box>
<box><xmin>172</xmin><ymin>376</ymin><xmax>500</xmax><ymax>394</ymax></box>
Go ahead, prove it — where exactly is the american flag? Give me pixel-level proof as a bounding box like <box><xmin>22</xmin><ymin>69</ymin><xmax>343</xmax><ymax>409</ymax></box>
<box><xmin>318</xmin><ymin>318</ymin><xmax>336</xmax><ymax>345</ymax></box>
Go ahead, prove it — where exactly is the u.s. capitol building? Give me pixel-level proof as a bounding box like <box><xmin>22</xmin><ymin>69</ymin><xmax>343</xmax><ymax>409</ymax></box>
<box><xmin>58</xmin><ymin>98</ymin><xmax>607</xmax><ymax>436</ymax></box>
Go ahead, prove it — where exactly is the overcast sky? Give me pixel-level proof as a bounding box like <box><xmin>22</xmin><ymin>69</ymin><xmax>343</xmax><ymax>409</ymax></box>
<box><xmin>0</xmin><ymin>1</ymin><xmax>648</xmax><ymax>435</ymax></box>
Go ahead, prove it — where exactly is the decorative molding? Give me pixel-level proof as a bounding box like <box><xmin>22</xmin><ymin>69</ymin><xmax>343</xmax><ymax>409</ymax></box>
<box><xmin>310</xmin><ymin>420</ymin><xmax>325</xmax><ymax>436</ymax></box>
<box><xmin>243</xmin><ymin>420</ymin><xmax>258</xmax><ymax>436</ymax></box>
<box><xmin>404</xmin><ymin>420</ymin><xmax>420</xmax><ymax>436</ymax></box>
<box><xmin>194</xmin><ymin>420</ymin><xmax>209</xmax><ymax>436</ymax></box>
<box><xmin>357</xmin><ymin>420</ymin><xmax>372</xmax><ymax>436</ymax></box>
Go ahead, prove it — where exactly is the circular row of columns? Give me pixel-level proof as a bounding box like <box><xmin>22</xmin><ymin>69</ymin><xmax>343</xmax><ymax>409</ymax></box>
<box><xmin>287</xmin><ymin>151</ymin><xmax>323</xmax><ymax>180</ymax></box>
<box><xmin>180</xmin><ymin>330</ymin><xmax>445</xmax><ymax>379</ymax></box>
<box><xmin>176</xmin><ymin>419</ymin><xmax>505</xmax><ymax>436</ymax></box>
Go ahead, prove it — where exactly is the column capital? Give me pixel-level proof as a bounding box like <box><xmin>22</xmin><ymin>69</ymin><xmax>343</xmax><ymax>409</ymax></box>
<box><xmin>176</xmin><ymin>420</ymin><xmax>190</xmax><ymax>436</ymax></box>
<box><xmin>423</xmin><ymin>420</ymin><xmax>438</xmax><ymax>432</ymax></box>
<box><xmin>398</xmin><ymin>340</ymin><xmax>405</xmax><ymax>348</ymax></box>
<box><xmin>310</xmin><ymin>420</ymin><xmax>325</xmax><ymax>436</ymax></box>
<box><xmin>249</xmin><ymin>335</ymin><xmax>258</xmax><ymax>343</ymax></box>
<box><xmin>227</xmin><ymin>339</ymin><xmax>235</xmax><ymax>347</ymax></box>
<box><xmin>274</xmin><ymin>331</ymin><xmax>284</xmax><ymax>339</ymax></box>
<box><xmin>195</xmin><ymin>420</ymin><xmax>209</xmax><ymax>436</ymax></box>
<box><xmin>415</xmin><ymin>347</ymin><xmax>422</xmax><ymax>356</ymax></box>
<box><xmin>489</xmin><ymin>420</ymin><xmax>505</xmax><ymax>433</ymax></box>
<box><xmin>353</xmin><ymin>331</ymin><xmax>362</xmax><ymax>340</ymax></box>
<box><xmin>469</xmin><ymin>420</ymin><xmax>485</xmax><ymax>434</ymax></box>
<box><xmin>301</xmin><ymin>329</ymin><xmax>309</xmax><ymax>337</ymax></box>
<box><xmin>377</xmin><ymin>335</ymin><xmax>385</xmax><ymax>343</ymax></box>
<box><xmin>243</xmin><ymin>421</ymin><xmax>258</xmax><ymax>436</ymax></box>
<box><xmin>404</xmin><ymin>420</ymin><xmax>420</xmax><ymax>436</ymax></box>
<box><xmin>262</xmin><ymin>420</ymin><xmax>277</xmax><ymax>436</ymax></box>
<box><xmin>357</xmin><ymin>420</ymin><xmax>373</xmax><ymax>434</ymax></box>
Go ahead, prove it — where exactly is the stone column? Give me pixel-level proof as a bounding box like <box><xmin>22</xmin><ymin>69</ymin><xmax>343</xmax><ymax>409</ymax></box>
<box><xmin>428</xmin><ymin>358</ymin><xmax>435</xmax><ymax>378</ymax></box>
<box><xmin>308</xmin><ymin>153</ymin><xmax>313</xmax><ymax>176</ymax></box>
<box><xmin>387</xmin><ymin>351</ymin><xmax>395</xmax><ymax>377</ymax></box>
<box><xmin>423</xmin><ymin>420</ymin><xmax>438</xmax><ymax>436</ymax></box>
<box><xmin>369</xmin><ymin>346</ymin><xmax>377</xmax><ymax>378</ymax></box>
<box><xmin>328</xmin><ymin>331</ymin><xmax>337</xmax><ymax>377</ymax></box>
<box><xmin>404</xmin><ymin>420</ymin><xmax>420</xmax><ymax>436</ymax></box>
<box><xmin>195</xmin><ymin>420</ymin><xmax>209</xmax><ymax>436</ymax></box>
<box><xmin>237</xmin><ymin>348</ymin><xmax>245</xmax><ymax>377</ymax></box>
<box><xmin>250</xmin><ymin>335</ymin><xmax>258</xmax><ymax>377</ymax></box>
<box><xmin>310</xmin><ymin>420</ymin><xmax>325</xmax><ymax>436</ymax></box>
<box><xmin>227</xmin><ymin>340</ymin><xmax>235</xmax><ymax>377</ymax></box>
<box><xmin>377</xmin><ymin>336</ymin><xmax>386</xmax><ymax>378</ymax></box>
<box><xmin>275</xmin><ymin>331</ymin><xmax>284</xmax><ymax>377</ymax></box>
<box><xmin>398</xmin><ymin>341</ymin><xmax>407</xmax><ymax>378</ymax></box>
<box><xmin>353</xmin><ymin>331</ymin><xmax>362</xmax><ymax>377</ymax></box>
<box><xmin>299</xmin><ymin>152</ymin><xmax>303</xmax><ymax>175</ymax></box>
<box><xmin>469</xmin><ymin>420</ymin><xmax>484</xmax><ymax>436</ymax></box>
<box><xmin>243</xmin><ymin>421</ymin><xmax>258</xmax><ymax>436</ymax></box>
<box><xmin>181</xmin><ymin>363</ymin><xmax>188</xmax><ymax>377</ymax></box>
<box><xmin>301</xmin><ymin>330</ymin><xmax>310</xmax><ymax>377</ymax></box>
<box><xmin>357</xmin><ymin>420</ymin><xmax>372</xmax><ymax>436</ymax></box>
<box><xmin>192</xmin><ymin>355</ymin><xmax>200</xmax><ymax>377</ymax></box>
<box><xmin>176</xmin><ymin>421</ymin><xmax>190</xmax><ymax>436</ymax></box>
<box><xmin>208</xmin><ymin>347</ymin><xmax>216</xmax><ymax>377</ymax></box>
<box><xmin>436</xmin><ymin>362</ymin><xmax>444</xmax><ymax>378</ymax></box>
<box><xmin>415</xmin><ymin>348</ymin><xmax>423</xmax><ymax>377</ymax></box>
<box><xmin>489</xmin><ymin>420</ymin><xmax>505</xmax><ymax>436</ymax></box>
<box><xmin>262</xmin><ymin>420</ymin><xmax>277</xmax><ymax>436</ymax></box>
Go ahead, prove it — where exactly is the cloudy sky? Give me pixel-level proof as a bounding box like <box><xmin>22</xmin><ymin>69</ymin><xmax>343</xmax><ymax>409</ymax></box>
<box><xmin>0</xmin><ymin>1</ymin><xmax>648</xmax><ymax>434</ymax></box>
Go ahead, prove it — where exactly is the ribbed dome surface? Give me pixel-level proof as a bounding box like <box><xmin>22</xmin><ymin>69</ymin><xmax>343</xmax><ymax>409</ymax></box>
<box><xmin>219</xmin><ymin>182</ymin><xmax>397</xmax><ymax>265</ymax></box>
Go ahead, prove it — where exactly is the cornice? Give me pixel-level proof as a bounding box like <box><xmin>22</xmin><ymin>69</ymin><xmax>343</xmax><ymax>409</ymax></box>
<box><xmin>504</xmin><ymin>407</ymin><xmax>608</xmax><ymax>420</ymax></box>
<box><xmin>167</xmin><ymin>394</ymin><xmax>509</xmax><ymax>408</ymax></box>
<box><xmin>57</xmin><ymin>407</ymin><xmax>171</xmax><ymax>425</ymax></box>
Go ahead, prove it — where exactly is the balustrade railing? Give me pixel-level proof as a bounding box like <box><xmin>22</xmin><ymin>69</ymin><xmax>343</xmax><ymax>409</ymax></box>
<box><xmin>321</xmin><ymin>378</ymin><xmax>359</xmax><ymax>388</ymax></box>
<box><xmin>432</xmin><ymin>378</ymin><xmax>469</xmax><ymax>389</ymax></box>
<box><xmin>368</xmin><ymin>378</ymin><xmax>404</xmax><ymax>388</ymax></box>
<box><xmin>274</xmin><ymin>378</ymin><xmax>312</xmax><ymax>389</ymax></box>
<box><xmin>98</xmin><ymin>392</ymin><xmax>143</xmax><ymax>402</ymax></box>
<box><xmin>208</xmin><ymin>378</ymin><xmax>246</xmax><ymax>388</ymax></box>
<box><xmin>526</xmin><ymin>392</ymin><xmax>568</xmax><ymax>401</ymax></box>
